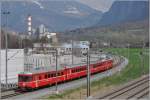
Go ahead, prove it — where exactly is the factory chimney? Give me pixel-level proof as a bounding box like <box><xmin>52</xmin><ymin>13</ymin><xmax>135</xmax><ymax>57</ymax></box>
<box><xmin>27</xmin><ymin>15</ymin><xmax>32</xmax><ymax>35</ymax></box>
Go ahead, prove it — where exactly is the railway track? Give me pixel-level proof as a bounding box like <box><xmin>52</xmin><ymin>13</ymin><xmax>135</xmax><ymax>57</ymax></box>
<box><xmin>98</xmin><ymin>75</ymin><xmax>149</xmax><ymax>99</ymax></box>
<box><xmin>0</xmin><ymin>55</ymin><xmax>123</xmax><ymax>99</ymax></box>
<box><xmin>1</xmin><ymin>89</ymin><xmax>24</xmax><ymax>99</ymax></box>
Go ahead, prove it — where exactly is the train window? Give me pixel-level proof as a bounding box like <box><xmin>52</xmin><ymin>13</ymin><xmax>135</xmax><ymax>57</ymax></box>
<box><xmin>39</xmin><ymin>76</ymin><xmax>41</xmax><ymax>80</ymax></box>
<box><xmin>51</xmin><ymin>74</ymin><xmax>53</xmax><ymax>77</ymax></box>
<box><xmin>61</xmin><ymin>72</ymin><xmax>63</xmax><ymax>75</ymax></box>
<box><xmin>48</xmin><ymin>74</ymin><xmax>51</xmax><ymax>78</ymax></box>
<box><xmin>77</xmin><ymin>69</ymin><xmax>78</xmax><ymax>72</ymax></box>
<box><xmin>59</xmin><ymin>72</ymin><xmax>61</xmax><ymax>76</ymax></box>
<box><xmin>75</xmin><ymin>69</ymin><xmax>77</xmax><ymax>72</ymax></box>
<box><xmin>45</xmin><ymin>74</ymin><xmax>47</xmax><ymax>78</ymax></box>
<box><xmin>57</xmin><ymin>73</ymin><xmax>60</xmax><ymax>76</ymax></box>
<box><xmin>71</xmin><ymin>69</ymin><xmax>74</xmax><ymax>73</ymax></box>
<box><xmin>72</xmin><ymin>70</ymin><xmax>74</xmax><ymax>73</ymax></box>
<box><xmin>19</xmin><ymin>75</ymin><xmax>32</xmax><ymax>82</ymax></box>
<box><xmin>78</xmin><ymin>69</ymin><xmax>80</xmax><ymax>72</ymax></box>
<box><xmin>93</xmin><ymin>64</ymin><xmax>97</xmax><ymax>68</ymax></box>
<box><xmin>53</xmin><ymin>73</ymin><xmax>56</xmax><ymax>77</ymax></box>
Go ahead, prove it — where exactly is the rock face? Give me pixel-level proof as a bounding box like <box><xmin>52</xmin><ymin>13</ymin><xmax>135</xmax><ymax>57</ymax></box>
<box><xmin>1</xmin><ymin>0</ymin><xmax>102</xmax><ymax>32</ymax></box>
<box><xmin>98</xmin><ymin>1</ymin><xmax>149</xmax><ymax>26</ymax></box>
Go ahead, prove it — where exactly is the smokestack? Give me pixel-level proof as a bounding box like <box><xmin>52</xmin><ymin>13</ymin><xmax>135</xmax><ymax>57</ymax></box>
<box><xmin>27</xmin><ymin>15</ymin><xmax>32</xmax><ymax>35</ymax></box>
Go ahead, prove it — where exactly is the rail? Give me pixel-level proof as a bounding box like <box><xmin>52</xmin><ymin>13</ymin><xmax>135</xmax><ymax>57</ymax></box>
<box><xmin>98</xmin><ymin>75</ymin><xmax>149</xmax><ymax>99</ymax></box>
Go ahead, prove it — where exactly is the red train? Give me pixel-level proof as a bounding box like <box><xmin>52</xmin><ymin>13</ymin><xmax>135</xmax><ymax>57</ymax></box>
<box><xmin>18</xmin><ymin>58</ymin><xmax>113</xmax><ymax>90</ymax></box>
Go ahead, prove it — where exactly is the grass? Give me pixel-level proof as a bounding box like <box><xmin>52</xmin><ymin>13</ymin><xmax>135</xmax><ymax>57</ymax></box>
<box><xmin>47</xmin><ymin>48</ymin><xmax>149</xmax><ymax>99</ymax></box>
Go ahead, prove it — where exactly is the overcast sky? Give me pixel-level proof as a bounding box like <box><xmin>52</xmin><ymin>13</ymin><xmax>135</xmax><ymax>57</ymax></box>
<box><xmin>76</xmin><ymin>0</ymin><xmax>115</xmax><ymax>12</ymax></box>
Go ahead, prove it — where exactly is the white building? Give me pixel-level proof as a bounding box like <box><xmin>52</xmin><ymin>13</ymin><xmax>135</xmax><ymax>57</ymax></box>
<box><xmin>33</xmin><ymin>41</ymin><xmax>89</xmax><ymax>56</ymax></box>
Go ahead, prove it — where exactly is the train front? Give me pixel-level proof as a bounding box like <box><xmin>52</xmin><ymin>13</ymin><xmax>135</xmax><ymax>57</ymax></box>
<box><xmin>18</xmin><ymin>72</ymin><xmax>34</xmax><ymax>90</ymax></box>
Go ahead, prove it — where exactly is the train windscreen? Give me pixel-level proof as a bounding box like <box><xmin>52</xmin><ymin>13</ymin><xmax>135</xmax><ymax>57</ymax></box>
<box><xmin>19</xmin><ymin>75</ymin><xmax>32</xmax><ymax>82</ymax></box>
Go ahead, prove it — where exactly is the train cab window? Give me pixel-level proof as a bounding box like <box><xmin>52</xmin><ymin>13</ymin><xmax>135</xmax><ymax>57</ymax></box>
<box><xmin>19</xmin><ymin>75</ymin><xmax>32</xmax><ymax>82</ymax></box>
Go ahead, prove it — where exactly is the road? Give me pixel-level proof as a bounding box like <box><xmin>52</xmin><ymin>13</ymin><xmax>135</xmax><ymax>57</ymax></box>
<box><xmin>9</xmin><ymin>56</ymin><xmax>128</xmax><ymax>99</ymax></box>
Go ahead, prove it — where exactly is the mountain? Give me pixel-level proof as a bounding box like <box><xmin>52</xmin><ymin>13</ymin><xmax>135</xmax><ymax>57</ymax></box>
<box><xmin>60</xmin><ymin>1</ymin><xmax>149</xmax><ymax>46</ymax></box>
<box><xmin>60</xmin><ymin>20</ymin><xmax>149</xmax><ymax>47</ymax></box>
<box><xmin>98</xmin><ymin>1</ymin><xmax>149</xmax><ymax>26</ymax></box>
<box><xmin>1</xmin><ymin>0</ymin><xmax>102</xmax><ymax>32</ymax></box>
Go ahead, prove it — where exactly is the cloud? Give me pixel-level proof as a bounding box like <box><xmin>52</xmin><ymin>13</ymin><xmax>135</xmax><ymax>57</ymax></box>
<box><xmin>76</xmin><ymin>0</ymin><xmax>115</xmax><ymax>12</ymax></box>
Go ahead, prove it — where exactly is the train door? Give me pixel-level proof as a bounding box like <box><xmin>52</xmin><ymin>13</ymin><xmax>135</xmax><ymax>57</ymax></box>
<box><xmin>64</xmin><ymin>68</ymin><xmax>70</xmax><ymax>81</ymax></box>
<box><xmin>63</xmin><ymin>68</ymin><xmax>67</xmax><ymax>81</ymax></box>
<box><xmin>35</xmin><ymin>74</ymin><xmax>39</xmax><ymax>88</ymax></box>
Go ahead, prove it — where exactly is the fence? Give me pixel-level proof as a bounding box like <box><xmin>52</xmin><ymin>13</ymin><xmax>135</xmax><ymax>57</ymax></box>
<box><xmin>1</xmin><ymin>83</ymin><xmax>18</xmax><ymax>92</ymax></box>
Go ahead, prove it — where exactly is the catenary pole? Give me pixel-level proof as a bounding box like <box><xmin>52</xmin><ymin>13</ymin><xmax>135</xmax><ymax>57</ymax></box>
<box><xmin>3</xmin><ymin>11</ymin><xmax>10</xmax><ymax>87</ymax></box>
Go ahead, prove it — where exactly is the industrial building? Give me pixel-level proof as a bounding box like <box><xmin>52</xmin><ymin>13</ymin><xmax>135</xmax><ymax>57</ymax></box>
<box><xmin>33</xmin><ymin>41</ymin><xmax>89</xmax><ymax>56</ymax></box>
